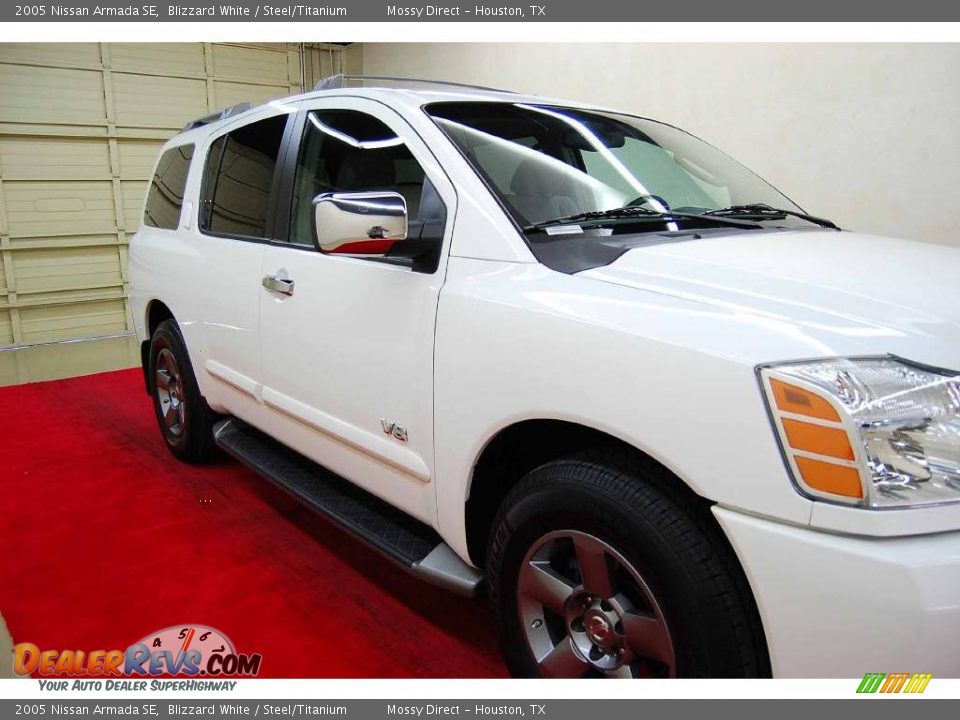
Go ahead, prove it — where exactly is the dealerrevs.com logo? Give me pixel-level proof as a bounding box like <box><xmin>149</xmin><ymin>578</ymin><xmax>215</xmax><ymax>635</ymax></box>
<box><xmin>14</xmin><ymin>624</ymin><xmax>262</xmax><ymax>684</ymax></box>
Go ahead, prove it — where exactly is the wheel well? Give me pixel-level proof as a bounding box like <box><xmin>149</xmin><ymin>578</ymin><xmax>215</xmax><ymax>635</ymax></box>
<box><xmin>465</xmin><ymin>420</ymin><xmax>710</xmax><ymax>569</ymax></box>
<box><xmin>141</xmin><ymin>300</ymin><xmax>174</xmax><ymax>394</ymax></box>
<box><xmin>465</xmin><ymin>419</ymin><xmax>771</xmax><ymax>673</ymax></box>
<box><xmin>146</xmin><ymin>300</ymin><xmax>174</xmax><ymax>338</ymax></box>
<box><xmin>471</xmin><ymin>420</ymin><xmax>773</xmax><ymax>676</ymax></box>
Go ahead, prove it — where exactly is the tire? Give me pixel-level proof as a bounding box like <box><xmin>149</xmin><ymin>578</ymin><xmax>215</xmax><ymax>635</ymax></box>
<box><xmin>487</xmin><ymin>452</ymin><xmax>769</xmax><ymax>678</ymax></box>
<box><xmin>148</xmin><ymin>318</ymin><xmax>218</xmax><ymax>464</ymax></box>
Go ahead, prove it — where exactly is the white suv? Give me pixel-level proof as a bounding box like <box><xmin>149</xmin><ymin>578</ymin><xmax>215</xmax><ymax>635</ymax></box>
<box><xmin>130</xmin><ymin>76</ymin><xmax>960</xmax><ymax>679</ymax></box>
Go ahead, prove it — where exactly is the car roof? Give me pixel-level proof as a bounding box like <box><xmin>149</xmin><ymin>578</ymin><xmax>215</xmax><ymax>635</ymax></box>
<box><xmin>169</xmin><ymin>84</ymin><xmax>619</xmax><ymax>146</ymax></box>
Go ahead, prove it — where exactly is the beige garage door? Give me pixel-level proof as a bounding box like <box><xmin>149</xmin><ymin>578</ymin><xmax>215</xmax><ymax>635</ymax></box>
<box><xmin>0</xmin><ymin>42</ymin><xmax>344</xmax><ymax>348</ymax></box>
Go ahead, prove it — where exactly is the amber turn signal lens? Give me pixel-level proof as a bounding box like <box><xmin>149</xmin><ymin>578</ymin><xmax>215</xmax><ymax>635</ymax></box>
<box><xmin>769</xmin><ymin>378</ymin><xmax>841</xmax><ymax>422</ymax></box>
<box><xmin>781</xmin><ymin>418</ymin><xmax>854</xmax><ymax>460</ymax></box>
<box><xmin>794</xmin><ymin>456</ymin><xmax>864</xmax><ymax>499</ymax></box>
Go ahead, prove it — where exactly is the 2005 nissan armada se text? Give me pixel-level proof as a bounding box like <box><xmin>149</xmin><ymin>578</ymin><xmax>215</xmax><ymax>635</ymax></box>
<box><xmin>130</xmin><ymin>75</ymin><xmax>960</xmax><ymax>679</ymax></box>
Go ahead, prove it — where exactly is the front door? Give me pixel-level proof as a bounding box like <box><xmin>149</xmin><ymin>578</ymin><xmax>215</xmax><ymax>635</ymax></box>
<box><xmin>257</xmin><ymin>98</ymin><xmax>455</xmax><ymax>523</ymax></box>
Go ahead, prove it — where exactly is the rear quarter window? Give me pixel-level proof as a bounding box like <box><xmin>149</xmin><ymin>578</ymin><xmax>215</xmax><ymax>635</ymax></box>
<box><xmin>143</xmin><ymin>144</ymin><xmax>194</xmax><ymax>230</ymax></box>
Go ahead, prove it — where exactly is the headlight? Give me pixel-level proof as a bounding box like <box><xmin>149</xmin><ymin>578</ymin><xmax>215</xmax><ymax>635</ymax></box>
<box><xmin>760</xmin><ymin>357</ymin><xmax>960</xmax><ymax>508</ymax></box>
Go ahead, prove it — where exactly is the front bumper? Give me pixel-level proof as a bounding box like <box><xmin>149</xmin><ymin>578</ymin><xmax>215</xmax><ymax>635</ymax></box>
<box><xmin>715</xmin><ymin>507</ymin><xmax>960</xmax><ymax>678</ymax></box>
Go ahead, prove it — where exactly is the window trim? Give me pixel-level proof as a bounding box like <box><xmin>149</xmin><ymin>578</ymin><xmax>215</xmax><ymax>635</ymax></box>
<box><xmin>270</xmin><ymin>108</ymin><xmax>308</xmax><ymax>245</ymax></box>
<box><xmin>196</xmin><ymin>111</ymin><xmax>296</xmax><ymax>245</ymax></box>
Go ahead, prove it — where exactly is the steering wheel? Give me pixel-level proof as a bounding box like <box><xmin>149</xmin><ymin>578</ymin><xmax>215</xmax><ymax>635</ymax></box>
<box><xmin>626</xmin><ymin>194</ymin><xmax>670</xmax><ymax>211</ymax></box>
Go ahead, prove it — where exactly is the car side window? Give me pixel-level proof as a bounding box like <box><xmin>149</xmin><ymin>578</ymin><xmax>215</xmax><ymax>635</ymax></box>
<box><xmin>199</xmin><ymin>114</ymin><xmax>288</xmax><ymax>239</ymax></box>
<box><xmin>143</xmin><ymin>144</ymin><xmax>194</xmax><ymax>230</ymax></box>
<box><xmin>288</xmin><ymin>109</ymin><xmax>446</xmax><ymax>250</ymax></box>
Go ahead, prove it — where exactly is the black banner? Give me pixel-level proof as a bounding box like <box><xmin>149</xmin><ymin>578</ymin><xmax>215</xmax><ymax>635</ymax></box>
<box><xmin>3</xmin><ymin>0</ymin><xmax>960</xmax><ymax>21</ymax></box>
<box><xmin>0</xmin><ymin>700</ymin><xmax>958</xmax><ymax>720</ymax></box>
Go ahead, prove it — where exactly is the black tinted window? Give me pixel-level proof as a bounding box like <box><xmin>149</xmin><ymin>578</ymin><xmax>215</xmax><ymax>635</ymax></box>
<box><xmin>201</xmin><ymin>114</ymin><xmax>288</xmax><ymax>238</ymax></box>
<box><xmin>144</xmin><ymin>144</ymin><xmax>193</xmax><ymax>229</ymax></box>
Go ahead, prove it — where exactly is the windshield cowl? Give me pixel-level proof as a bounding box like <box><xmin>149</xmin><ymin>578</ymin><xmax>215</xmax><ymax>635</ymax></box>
<box><xmin>525</xmin><ymin>223</ymin><xmax>827</xmax><ymax>275</ymax></box>
<box><xmin>526</xmin><ymin>207</ymin><xmax>772</xmax><ymax>234</ymax></box>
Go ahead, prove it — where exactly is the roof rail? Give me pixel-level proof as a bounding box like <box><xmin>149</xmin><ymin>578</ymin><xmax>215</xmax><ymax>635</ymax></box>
<box><xmin>182</xmin><ymin>102</ymin><xmax>253</xmax><ymax>131</ymax></box>
<box><xmin>313</xmin><ymin>74</ymin><xmax>512</xmax><ymax>94</ymax></box>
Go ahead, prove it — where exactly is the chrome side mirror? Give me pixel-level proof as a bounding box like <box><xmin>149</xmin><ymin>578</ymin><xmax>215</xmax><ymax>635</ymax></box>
<box><xmin>312</xmin><ymin>191</ymin><xmax>407</xmax><ymax>255</ymax></box>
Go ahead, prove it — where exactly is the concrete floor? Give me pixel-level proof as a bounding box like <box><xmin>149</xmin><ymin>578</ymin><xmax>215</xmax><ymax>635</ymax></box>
<box><xmin>0</xmin><ymin>615</ymin><xmax>16</xmax><ymax>680</ymax></box>
<box><xmin>0</xmin><ymin>613</ymin><xmax>13</xmax><ymax>678</ymax></box>
<box><xmin>0</xmin><ymin>335</ymin><xmax>140</xmax><ymax>387</ymax></box>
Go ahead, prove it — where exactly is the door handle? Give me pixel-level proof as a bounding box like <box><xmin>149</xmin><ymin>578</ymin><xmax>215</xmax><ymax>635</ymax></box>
<box><xmin>262</xmin><ymin>274</ymin><xmax>295</xmax><ymax>296</ymax></box>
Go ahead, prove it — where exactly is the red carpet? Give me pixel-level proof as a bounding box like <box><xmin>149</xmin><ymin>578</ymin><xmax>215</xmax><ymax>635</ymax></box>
<box><xmin>0</xmin><ymin>369</ymin><xmax>505</xmax><ymax>678</ymax></box>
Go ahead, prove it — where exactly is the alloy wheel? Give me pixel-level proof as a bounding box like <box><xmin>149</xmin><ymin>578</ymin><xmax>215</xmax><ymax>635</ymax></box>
<box><xmin>155</xmin><ymin>347</ymin><xmax>186</xmax><ymax>437</ymax></box>
<box><xmin>517</xmin><ymin>530</ymin><xmax>676</xmax><ymax>678</ymax></box>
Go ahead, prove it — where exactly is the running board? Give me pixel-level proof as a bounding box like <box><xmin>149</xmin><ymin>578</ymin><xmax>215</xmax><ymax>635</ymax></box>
<box><xmin>213</xmin><ymin>418</ymin><xmax>483</xmax><ymax>597</ymax></box>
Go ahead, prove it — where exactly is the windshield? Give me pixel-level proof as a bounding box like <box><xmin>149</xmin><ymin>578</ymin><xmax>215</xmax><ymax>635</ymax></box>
<box><xmin>425</xmin><ymin>101</ymin><xmax>806</xmax><ymax>229</ymax></box>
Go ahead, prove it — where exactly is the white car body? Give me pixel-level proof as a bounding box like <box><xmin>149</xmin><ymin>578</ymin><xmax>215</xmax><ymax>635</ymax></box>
<box><xmin>130</xmin><ymin>85</ymin><xmax>960</xmax><ymax>678</ymax></box>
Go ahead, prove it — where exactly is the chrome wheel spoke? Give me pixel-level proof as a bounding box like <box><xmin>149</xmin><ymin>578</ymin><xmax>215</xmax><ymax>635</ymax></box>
<box><xmin>573</xmin><ymin>534</ymin><xmax>614</xmax><ymax>598</ymax></box>
<box><xmin>156</xmin><ymin>369</ymin><xmax>172</xmax><ymax>391</ymax></box>
<box><xmin>164</xmin><ymin>402</ymin><xmax>179</xmax><ymax>429</ymax></box>
<box><xmin>538</xmin><ymin>637</ymin><xmax>589</xmax><ymax>678</ymax></box>
<box><xmin>622</xmin><ymin>610</ymin><xmax>674</xmax><ymax>667</ymax></box>
<box><xmin>519</xmin><ymin>561</ymin><xmax>576</xmax><ymax>617</ymax></box>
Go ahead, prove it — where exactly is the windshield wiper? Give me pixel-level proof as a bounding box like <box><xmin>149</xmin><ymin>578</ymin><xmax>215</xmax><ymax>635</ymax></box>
<box><xmin>703</xmin><ymin>203</ymin><xmax>839</xmax><ymax>230</ymax></box>
<box><xmin>524</xmin><ymin>206</ymin><xmax>764</xmax><ymax>233</ymax></box>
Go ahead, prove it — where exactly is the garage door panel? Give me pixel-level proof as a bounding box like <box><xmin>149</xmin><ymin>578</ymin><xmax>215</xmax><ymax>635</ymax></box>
<box><xmin>0</xmin><ymin>65</ymin><xmax>105</xmax><ymax>125</ymax></box>
<box><xmin>117</xmin><ymin>139</ymin><xmax>166</xmax><ymax>181</ymax></box>
<box><xmin>8</xmin><ymin>234</ymin><xmax>121</xmax><ymax>252</ymax></box>
<box><xmin>110</xmin><ymin>43</ymin><xmax>206</xmax><ymax>78</ymax></box>
<box><xmin>12</xmin><ymin>246</ymin><xmax>123</xmax><ymax>294</ymax></box>
<box><xmin>0</xmin><ymin>124</ymin><xmax>110</xmax><ymax>139</ymax></box>
<box><xmin>0</xmin><ymin>43</ymin><xmax>102</xmax><ymax>69</ymax></box>
<box><xmin>121</xmin><ymin>180</ymin><xmax>149</xmax><ymax>231</ymax></box>
<box><xmin>4</xmin><ymin>180</ymin><xmax>117</xmax><ymax>238</ymax></box>
<box><xmin>0</xmin><ymin>41</ymin><xmax>320</xmax><ymax>347</ymax></box>
<box><xmin>0</xmin><ymin>312</ymin><xmax>12</xmax><ymax>346</ymax></box>
<box><xmin>0</xmin><ymin>137</ymin><xmax>111</xmax><ymax>181</ymax></box>
<box><xmin>18</xmin><ymin>299</ymin><xmax>127</xmax><ymax>344</ymax></box>
<box><xmin>21</xmin><ymin>287</ymin><xmax>125</xmax><ymax>306</ymax></box>
<box><xmin>214</xmin><ymin>81</ymin><xmax>287</xmax><ymax>109</ymax></box>
<box><xmin>212</xmin><ymin>44</ymin><xmax>294</xmax><ymax>83</ymax></box>
<box><xmin>112</xmin><ymin>73</ymin><xmax>207</xmax><ymax>129</ymax></box>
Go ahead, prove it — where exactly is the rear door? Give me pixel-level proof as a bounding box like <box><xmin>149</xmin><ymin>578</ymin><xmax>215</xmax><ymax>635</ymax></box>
<box><xmin>192</xmin><ymin>110</ymin><xmax>293</xmax><ymax>424</ymax></box>
<box><xmin>257</xmin><ymin>97</ymin><xmax>456</xmax><ymax>524</ymax></box>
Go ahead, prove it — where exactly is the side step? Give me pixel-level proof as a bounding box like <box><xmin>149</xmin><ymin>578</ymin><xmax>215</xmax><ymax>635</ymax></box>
<box><xmin>213</xmin><ymin>418</ymin><xmax>483</xmax><ymax>597</ymax></box>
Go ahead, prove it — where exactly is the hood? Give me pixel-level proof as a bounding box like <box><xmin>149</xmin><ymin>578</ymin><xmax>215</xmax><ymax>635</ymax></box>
<box><xmin>577</xmin><ymin>229</ymin><xmax>960</xmax><ymax>369</ymax></box>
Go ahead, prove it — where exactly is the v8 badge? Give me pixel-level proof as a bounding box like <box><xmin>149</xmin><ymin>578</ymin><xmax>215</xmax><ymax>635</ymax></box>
<box><xmin>380</xmin><ymin>419</ymin><xmax>408</xmax><ymax>443</ymax></box>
